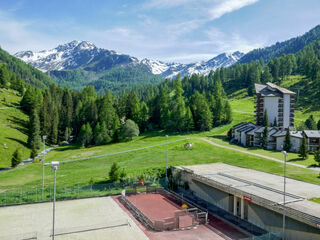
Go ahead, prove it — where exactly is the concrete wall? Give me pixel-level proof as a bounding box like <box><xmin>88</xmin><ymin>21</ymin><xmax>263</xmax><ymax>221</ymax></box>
<box><xmin>248</xmin><ymin>202</ymin><xmax>320</xmax><ymax>240</ymax></box>
<box><xmin>264</xmin><ymin>96</ymin><xmax>279</xmax><ymax>126</ymax></box>
<box><xmin>181</xmin><ymin>172</ymin><xmax>230</xmax><ymax>212</ymax></box>
<box><xmin>241</xmin><ymin>131</ymin><xmax>247</xmax><ymax>146</ymax></box>
<box><xmin>290</xmin><ymin>137</ymin><xmax>301</xmax><ymax>152</ymax></box>
<box><xmin>276</xmin><ymin>136</ymin><xmax>301</xmax><ymax>152</ymax></box>
<box><xmin>283</xmin><ymin>94</ymin><xmax>291</xmax><ymax>129</ymax></box>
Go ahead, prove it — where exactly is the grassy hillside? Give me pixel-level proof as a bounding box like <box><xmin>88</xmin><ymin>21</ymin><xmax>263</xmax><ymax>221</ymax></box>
<box><xmin>0</xmin><ymin>133</ymin><xmax>319</xmax><ymax>192</ymax></box>
<box><xmin>0</xmin><ymin>89</ymin><xmax>30</xmax><ymax>168</ymax></box>
<box><xmin>0</xmin><ymin>48</ymin><xmax>52</xmax><ymax>89</ymax></box>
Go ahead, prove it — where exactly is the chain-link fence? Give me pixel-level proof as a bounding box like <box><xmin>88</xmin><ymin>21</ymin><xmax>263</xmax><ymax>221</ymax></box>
<box><xmin>0</xmin><ymin>178</ymin><xmax>165</xmax><ymax>206</ymax></box>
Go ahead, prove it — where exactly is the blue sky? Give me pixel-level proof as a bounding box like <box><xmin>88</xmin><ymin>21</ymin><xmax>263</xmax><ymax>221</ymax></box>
<box><xmin>0</xmin><ymin>0</ymin><xmax>320</xmax><ymax>63</ymax></box>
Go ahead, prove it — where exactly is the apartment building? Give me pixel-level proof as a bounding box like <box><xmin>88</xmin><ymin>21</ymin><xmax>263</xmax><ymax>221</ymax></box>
<box><xmin>255</xmin><ymin>82</ymin><xmax>295</xmax><ymax>129</ymax></box>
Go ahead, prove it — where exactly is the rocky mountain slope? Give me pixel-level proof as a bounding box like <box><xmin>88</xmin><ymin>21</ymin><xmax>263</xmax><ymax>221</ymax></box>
<box><xmin>15</xmin><ymin>41</ymin><xmax>243</xmax><ymax>79</ymax></box>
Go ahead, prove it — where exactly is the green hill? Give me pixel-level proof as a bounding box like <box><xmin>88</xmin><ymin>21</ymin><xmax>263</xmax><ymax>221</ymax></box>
<box><xmin>0</xmin><ymin>47</ymin><xmax>52</xmax><ymax>89</ymax></box>
<box><xmin>239</xmin><ymin>24</ymin><xmax>320</xmax><ymax>63</ymax></box>
<box><xmin>0</xmin><ymin>88</ymin><xmax>30</xmax><ymax>168</ymax></box>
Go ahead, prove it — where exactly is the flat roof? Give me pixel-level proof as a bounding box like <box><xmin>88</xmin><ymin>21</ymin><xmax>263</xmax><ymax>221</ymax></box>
<box><xmin>177</xmin><ymin>163</ymin><xmax>320</xmax><ymax>224</ymax></box>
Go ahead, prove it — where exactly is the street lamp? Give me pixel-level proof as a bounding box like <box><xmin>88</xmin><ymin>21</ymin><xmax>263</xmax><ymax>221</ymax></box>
<box><xmin>51</xmin><ymin>161</ymin><xmax>59</xmax><ymax>240</ymax></box>
<box><xmin>165</xmin><ymin>135</ymin><xmax>168</xmax><ymax>184</ymax></box>
<box><xmin>42</xmin><ymin>135</ymin><xmax>47</xmax><ymax>201</ymax></box>
<box><xmin>281</xmin><ymin>150</ymin><xmax>288</xmax><ymax>240</ymax></box>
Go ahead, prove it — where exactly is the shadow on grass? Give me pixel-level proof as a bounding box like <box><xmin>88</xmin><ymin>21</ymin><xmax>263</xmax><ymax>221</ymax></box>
<box><xmin>6</xmin><ymin>137</ymin><xmax>28</xmax><ymax>148</ymax></box>
<box><xmin>54</xmin><ymin>144</ymin><xmax>82</xmax><ymax>152</ymax></box>
<box><xmin>287</xmin><ymin>158</ymin><xmax>305</xmax><ymax>163</ymax></box>
<box><xmin>7</xmin><ymin>116</ymin><xmax>28</xmax><ymax>135</ymax></box>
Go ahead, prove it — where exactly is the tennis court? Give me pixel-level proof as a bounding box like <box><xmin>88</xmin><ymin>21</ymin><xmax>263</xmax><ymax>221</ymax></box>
<box><xmin>0</xmin><ymin>196</ymin><xmax>148</xmax><ymax>240</ymax></box>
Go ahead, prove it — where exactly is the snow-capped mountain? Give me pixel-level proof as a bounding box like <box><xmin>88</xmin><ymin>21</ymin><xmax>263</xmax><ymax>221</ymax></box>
<box><xmin>15</xmin><ymin>40</ymin><xmax>243</xmax><ymax>78</ymax></box>
<box><xmin>141</xmin><ymin>51</ymin><xmax>244</xmax><ymax>78</ymax></box>
<box><xmin>14</xmin><ymin>40</ymin><xmax>139</xmax><ymax>72</ymax></box>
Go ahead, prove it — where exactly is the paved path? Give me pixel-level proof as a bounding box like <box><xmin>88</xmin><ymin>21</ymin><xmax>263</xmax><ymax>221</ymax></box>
<box><xmin>195</xmin><ymin>137</ymin><xmax>320</xmax><ymax>172</ymax></box>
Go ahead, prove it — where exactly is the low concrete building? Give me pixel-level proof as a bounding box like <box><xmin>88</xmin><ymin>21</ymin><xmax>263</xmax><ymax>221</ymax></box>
<box><xmin>173</xmin><ymin>163</ymin><xmax>320</xmax><ymax>240</ymax></box>
<box><xmin>231</xmin><ymin>123</ymin><xmax>317</xmax><ymax>153</ymax></box>
<box><xmin>305</xmin><ymin>130</ymin><xmax>320</xmax><ymax>152</ymax></box>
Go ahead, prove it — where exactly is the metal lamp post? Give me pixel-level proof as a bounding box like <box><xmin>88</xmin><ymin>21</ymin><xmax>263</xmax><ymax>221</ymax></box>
<box><xmin>51</xmin><ymin>161</ymin><xmax>59</xmax><ymax>240</ymax></box>
<box><xmin>281</xmin><ymin>150</ymin><xmax>288</xmax><ymax>240</ymax></box>
<box><xmin>165</xmin><ymin>135</ymin><xmax>168</xmax><ymax>184</ymax></box>
<box><xmin>42</xmin><ymin>135</ymin><xmax>47</xmax><ymax>201</ymax></box>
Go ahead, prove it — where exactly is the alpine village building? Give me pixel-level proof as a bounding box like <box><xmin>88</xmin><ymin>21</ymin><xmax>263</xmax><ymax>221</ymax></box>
<box><xmin>231</xmin><ymin>82</ymin><xmax>320</xmax><ymax>152</ymax></box>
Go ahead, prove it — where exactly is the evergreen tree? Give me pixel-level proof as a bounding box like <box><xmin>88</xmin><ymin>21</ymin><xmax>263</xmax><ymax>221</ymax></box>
<box><xmin>125</xmin><ymin>90</ymin><xmax>140</xmax><ymax>124</ymax></box>
<box><xmin>273</xmin><ymin>117</ymin><xmax>277</xmax><ymax>127</ymax></box>
<box><xmin>305</xmin><ymin>115</ymin><xmax>317</xmax><ymax>130</ymax></box>
<box><xmin>59</xmin><ymin>88</ymin><xmax>73</xmax><ymax>140</ymax></box>
<box><xmin>98</xmin><ymin>91</ymin><xmax>120</xmax><ymax>139</ymax></box>
<box><xmin>184</xmin><ymin>107</ymin><xmax>194</xmax><ymax>131</ymax></box>
<box><xmin>191</xmin><ymin>92</ymin><xmax>213</xmax><ymax>131</ymax></box>
<box><xmin>261</xmin><ymin>127</ymin><xmax>269</xmax><ymax>149</ymax></box>
<box><xmin>170</xmin><ymin>76</ymin><xmax>186</xmax><ymax>131</ymax></box>
<box><xmin>27</xmin><ymin>108</ymin><xmax>41</xmax><ymax>149</ymax></box>
<box><xmin>262</xmin><ymin>109</ymin><xmax>269</xmax><ymax>127</ymax></box>
<box><xmin>212</xmin><ymin>80</ymin><xmax>224</xmax><ymax>125</ymax></box>
<box><xmin>11</xmin><ymin>149</ymin><xmax>22</xmax><ymax>167</ymax></box>
<box><xmin>30</xmin><ymin>148</ymin><xmax>37</xmax><ymax>160</ymax></box>
<box><xmin>94</xmin><ymin>122</ymin><xmax>111</xmax><ymax>145</ymax></box>
<box><xmin>314</xmin><ymin>150</ymin><xmax>320</xmax><ymax>166</ymax></box>
<box><xmin>283</xmin><ymin>128</ymin><xmax>292</xmax><ymax>152</ymax></box>
<box><xmin>109</xmin><ymin>162</ymin><xmax>120</xmax><ymax>182</ymax></box>
<box><xmin>159</xmin><ymin>86</ymin><xmax>170</xmax><ymax>129</ymax></box>
<box><xmin>224</xmin><ymin>100</ymin><xmax>232</xmax><ymax>123</ymax></box>
<box><xmin>261</xmin><ymin>66</ymin><xmax>273</xmax><ymax>83</ymax></box>
<box><xmin>78</xmin><ymin>123</ymin><xmax>93</xmax><ymax>147</ymax></box>
<box><xmin>0</xmin><ymin>64</ymin><xmax>9</xmax><ymax>88</ymax></box>
<box><xmin>299</xmin><ymin>136</ymin><xmax>308</xmax><ymax>160</ymax></box>
<box><xmin>140</xmin><ymin>101</ymin><xmax>149</xmax><ymax>132</ymax></box>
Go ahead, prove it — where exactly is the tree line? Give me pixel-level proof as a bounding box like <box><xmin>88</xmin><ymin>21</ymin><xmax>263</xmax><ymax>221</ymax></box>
<box><xmin>20</xmin><ymin>73</ymin><xmax>231</xmax><ymax>154</ymax></box>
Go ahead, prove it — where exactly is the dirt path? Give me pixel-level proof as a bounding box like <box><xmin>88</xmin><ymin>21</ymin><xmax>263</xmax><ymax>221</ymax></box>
<box><xmin>195</xmin><ymin>137</ymin><xmax>320</xmax><ymax>172</ymax></box>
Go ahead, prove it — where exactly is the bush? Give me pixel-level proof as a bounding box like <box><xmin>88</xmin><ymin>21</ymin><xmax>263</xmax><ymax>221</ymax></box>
<box><xmin>119</xmin><ymin>119</ymin><xmax>139</xmax><ymax>141</ymax></box>
<box><xmin>11</xmin><ymin>149</ymin><xmax>22</xmax><ymax>167</ymax></box>
<box><xmin>314</xmin><ymin>150</ymin><xmax>320</xmax><ymax>166</ymax></box>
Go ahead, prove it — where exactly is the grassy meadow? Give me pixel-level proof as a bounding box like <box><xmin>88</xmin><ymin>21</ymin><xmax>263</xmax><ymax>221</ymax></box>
<box><xmin>1</xmin><ymin>80</ymin><xmax>320</xmax><ymax>199</ymax></box>
<box><xmin>0</xmin><ymin>88</ymin><xmax>30</xmax><ymax>168</ymax></box>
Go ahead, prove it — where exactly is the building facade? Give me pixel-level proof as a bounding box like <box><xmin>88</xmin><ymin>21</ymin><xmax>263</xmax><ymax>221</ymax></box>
<box><xmin>174</xmin><ymin>163</ymin><xmax>320</xmax><ymax>240</ymax></box>
<box><xmin>232</xmin><ymin>122</ymin><xmax>320</xmax><ymax>152</ymax></box>
<box><xmin>255</xmin><ymin>82</ymin><xmax>295</xmax><ymax>129</ymax></box>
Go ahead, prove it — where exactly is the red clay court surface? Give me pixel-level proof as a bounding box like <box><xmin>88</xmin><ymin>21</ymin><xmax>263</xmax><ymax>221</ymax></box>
<box><xmin>126</xmin><ymin>193</ymin><xmax>182</xmax><ymax>221</ymax></box>
<box><xmin>114</xmin><ymin>193</ymin><xmax>250</xmax><ymax>240</ymax></box>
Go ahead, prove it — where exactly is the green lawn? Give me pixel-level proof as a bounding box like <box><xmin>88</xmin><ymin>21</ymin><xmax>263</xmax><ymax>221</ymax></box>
<box><xmin>0</xmin><ymin>88</ymin><xmax>30</xmax><ymax>168</ymax></box>
<box><xmin>1</xmin><ymin>134</ymin><xmax>320</xmax><ymax>193</ymax></box>
<box><xmin>309</xmin><ymin>198</ymin><xmax>320</xmax><ymax>204</ymax></box>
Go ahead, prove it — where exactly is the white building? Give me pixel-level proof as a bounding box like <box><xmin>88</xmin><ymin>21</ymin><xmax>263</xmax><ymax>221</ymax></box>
<box><xmin>255</xmin><ymin>82</ymin><xmax>295</xmax><ymax>129</ymax></box>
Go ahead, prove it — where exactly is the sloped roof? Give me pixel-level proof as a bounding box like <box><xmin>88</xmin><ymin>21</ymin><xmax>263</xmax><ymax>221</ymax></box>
<box><xmin>255</xmin><ymin>82</ymin><xmax>295</xmax><ymax>96</ymax></box>
<box><xmin>304</xmin><ymin>130</ymin><xmax>320</xmax><ymax>138</ymax></box>
<box><xmin>290</xmin><ymin>131</ymin><xmax>304</xmax><ymax>139</ymax></box>
<box><xmin>271</xmin><ymin>130</ymin><xmax>287</xmax><ymax>137</ymax></box>
<box><xmin>266</xmin><ymin>82</ymin><xmax>296</xmax><ymax>95</ymax></box>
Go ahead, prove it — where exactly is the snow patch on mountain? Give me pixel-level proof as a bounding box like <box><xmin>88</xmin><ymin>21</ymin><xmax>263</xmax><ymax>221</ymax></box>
<box><xmin>141</xmin><ymin>51</ymin><xmax>244</xmax><ymax>78</ymax></box>
<box><xmin>15</xmin><ymin>40</ymin><xmax>244</xmax><ymax>78</ymax></box>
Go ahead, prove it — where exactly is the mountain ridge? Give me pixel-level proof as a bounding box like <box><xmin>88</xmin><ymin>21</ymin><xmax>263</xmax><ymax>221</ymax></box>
<box><xmin>14</xmin><ymin>41</ymin><xmax>243</xmax><ymax>79</ymax></box>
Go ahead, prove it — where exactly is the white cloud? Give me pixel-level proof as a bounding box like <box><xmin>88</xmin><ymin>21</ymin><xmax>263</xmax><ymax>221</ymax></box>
<box><xmin>204</xmin><ymin>27</ymin><xmax>264</xmax><ymax>53</ymax></box>
<box><xmin>0</xmin><ymin>11</ymin><xmax>67</xmax><ymax>53</ymax></box>
<box><xmin>143</xmin><ymin>0</ymin><xmax>193</xmax><ymax>9</ymax></box>
<box><xmin>208</xmin><ymin>0</ymin><xmax>259</xmax><ymax>20</ymax></box>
